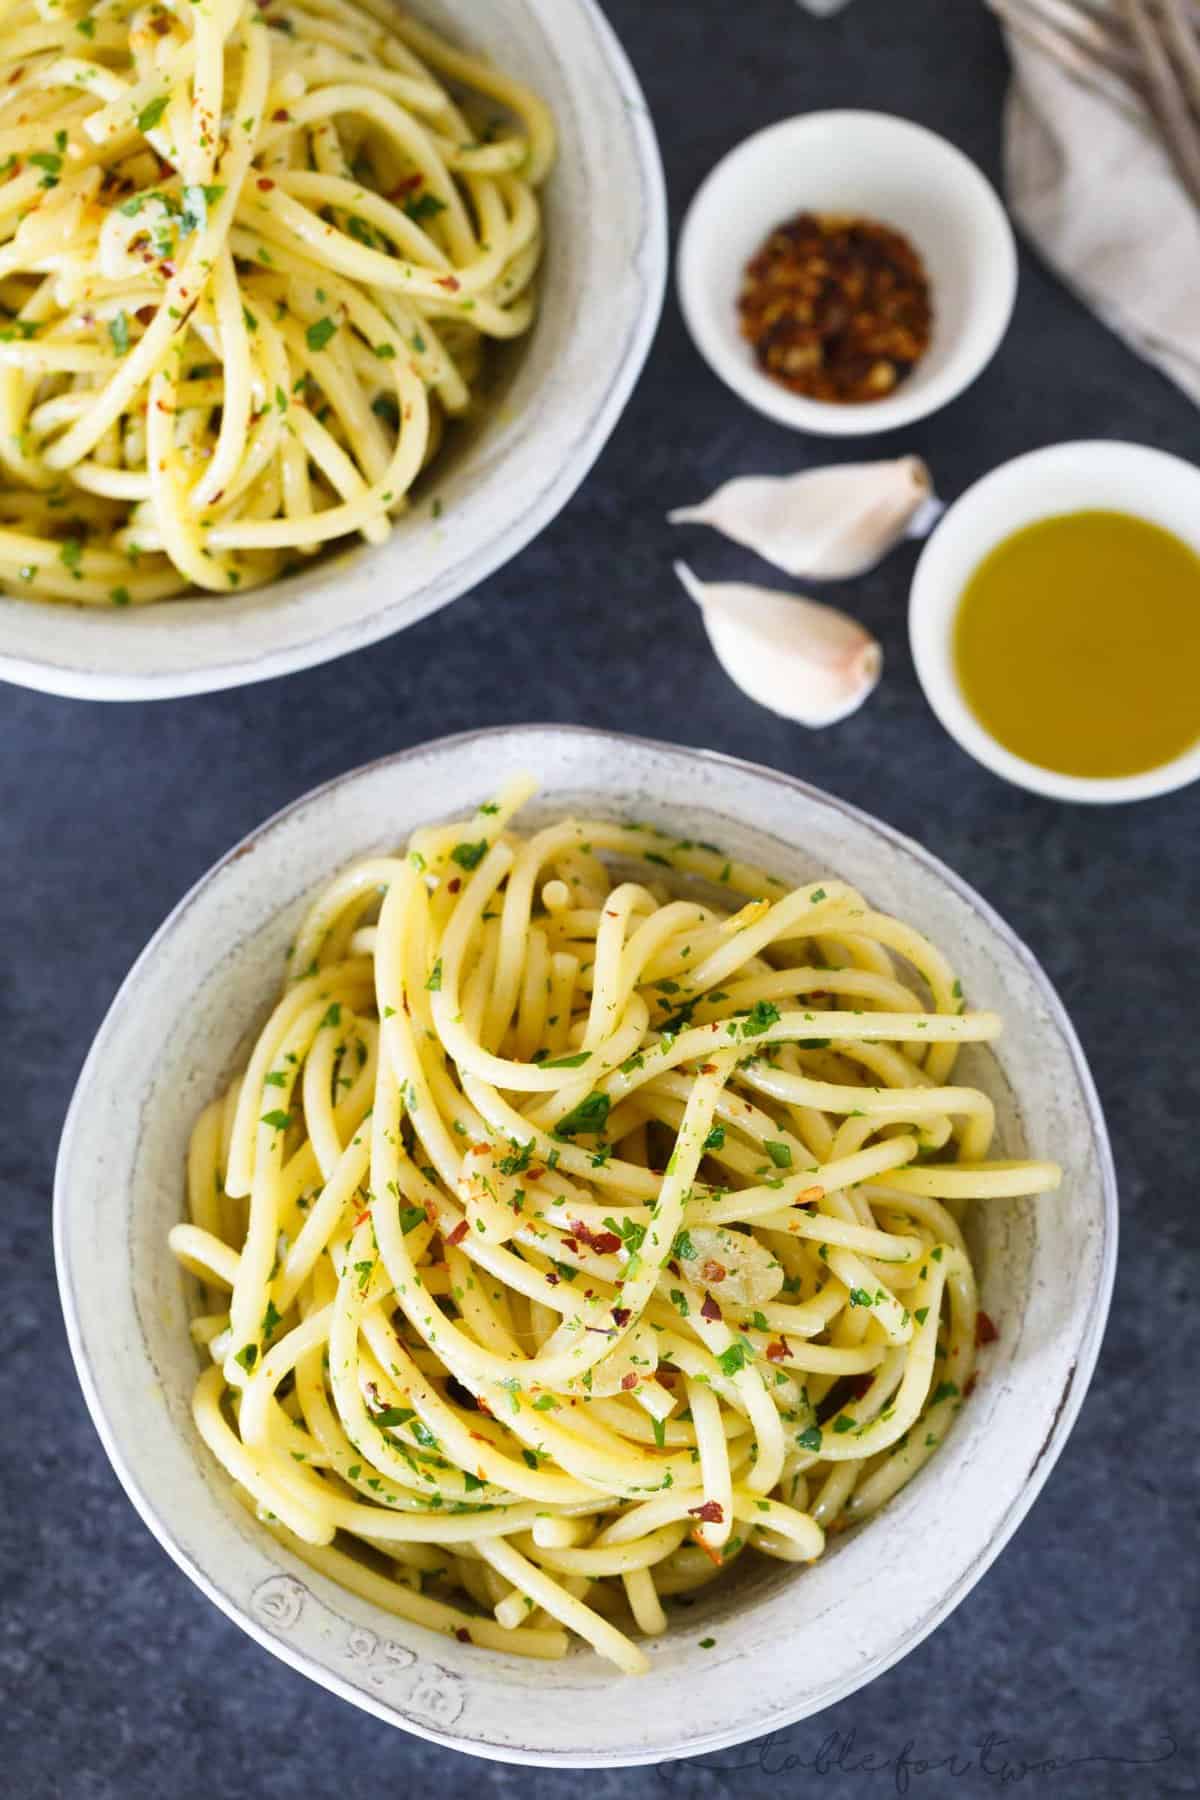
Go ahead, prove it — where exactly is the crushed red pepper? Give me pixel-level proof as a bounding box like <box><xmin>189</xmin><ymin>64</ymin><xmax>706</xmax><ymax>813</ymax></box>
<box><xmin>738</xmin><ymin>211</ymin><xmax>932</xmax><ymax>404</ymax></box>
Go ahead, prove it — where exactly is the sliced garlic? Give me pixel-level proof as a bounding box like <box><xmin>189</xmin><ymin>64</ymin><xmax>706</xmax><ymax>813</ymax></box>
<box><xmin>677</xmin><ymin>1225</ymin><xmax>784</xmax><ymax>1307</ymax></box>
<box><xmin>668</xmin><ymin>456</ymin><xmax>940</xmax><ymax>579</ymax></box>
<box><xmin>676</xmin><ymin>561</ymin><xmax>882</xmax><ymax>728</ymax></box>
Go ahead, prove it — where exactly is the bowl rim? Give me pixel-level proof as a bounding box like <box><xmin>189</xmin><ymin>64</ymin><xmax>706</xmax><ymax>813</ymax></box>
<box><xmin>0</xmin><ymin>0</ymin><xmax>668</xmax><ymax>704</ymax></box>
<box><xmin>909</xmin><ymin>439</ymin><xmax>1200</xmax><ymax>803</ymax></box>
<box><xmin>675</xmin><ymin>108</ymin><xmax>1018</xmax><ymax>437</ymax></box>
<box><xmin>54</xmin><ymin>723</ymin><xmax>1119</xmax><ymax>1766</ymax></box>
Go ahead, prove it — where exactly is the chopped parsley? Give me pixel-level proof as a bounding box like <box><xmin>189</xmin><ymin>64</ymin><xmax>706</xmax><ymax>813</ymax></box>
<box><xmin>305</xmin><ymin>316</ymin><xmax>337</xmax><ymax>352</ymax></box>
<box><xmin>553</xmin><ymin>1091</ymin><xmax>611</xmax><ymax>1138</ymax></box>
<box><xmin>450</xmin><ymin>839</ymin><xmax>488</xmax><ymax>871</ymax></box>
<box><xmin>404</xmin><ymin>191</ymin><xmax>448</xmax><ymax>224</ymax></box>
<box><xmin>137</xmin><ymin>95</ymin><xmax>169</xmax><ymax>134</ymax></box>
<box><xmin>741</xmin><ymin>1000</ymin><xmax>780</xmax><ymax>1039</ymax></box>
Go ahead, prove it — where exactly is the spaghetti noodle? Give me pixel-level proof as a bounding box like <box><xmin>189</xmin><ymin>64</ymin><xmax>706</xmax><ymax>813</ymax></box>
<box><xmin>0</xmin><ymin>0</ymin><xmax>553</xmax><ymax>605</ymax></box>
<box><xmin>171</xmin><ymin>778</ymin><xmax>1063</xmax><ymax>1673</ymax></box>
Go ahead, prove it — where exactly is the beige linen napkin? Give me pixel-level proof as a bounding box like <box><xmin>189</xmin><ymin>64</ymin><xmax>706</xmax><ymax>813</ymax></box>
<box><xmin>1002</xmin><ymin>17</ymin><xmax>1200</xmax><ymax>402</ymax></box>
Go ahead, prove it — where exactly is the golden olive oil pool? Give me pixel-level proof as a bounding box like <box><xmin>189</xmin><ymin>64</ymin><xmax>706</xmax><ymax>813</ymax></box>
<box><xmin>954</xmin><ymin>509</ymin><xmax>1200</xmax><ymax>779</ymax></box>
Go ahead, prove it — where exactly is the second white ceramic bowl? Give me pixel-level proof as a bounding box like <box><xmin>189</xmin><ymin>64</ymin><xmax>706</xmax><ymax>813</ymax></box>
<box><xmin>0</xmin><ymin>0</ymin><xmax>666</xmax><ymax>702</ymax></box>
<box><xmin>677</xmin><ymin>111</ymin><xmax>1017</xmax><ymax>436</ymax></box>
<box><xmin>910</xmin><ymin>440</ymin><xmax>1200</xmax><ymax>803</ymax></box>
<box><xmin>55</xmin><ymin>726</ymin><xmax>1116</xmax><ymax>1765</ymax></box>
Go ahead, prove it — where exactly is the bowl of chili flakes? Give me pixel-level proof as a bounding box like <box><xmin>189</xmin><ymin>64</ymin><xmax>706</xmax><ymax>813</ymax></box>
<box><xmin>677</xmin><ymin>111</ymin><xmax>1017</xmax><ymax>436</ymax></box>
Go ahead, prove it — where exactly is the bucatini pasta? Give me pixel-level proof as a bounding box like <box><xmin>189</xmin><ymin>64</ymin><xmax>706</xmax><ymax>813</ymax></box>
<box><xmin>0</xmin><ymin>0</ymin><xmax>553</xmax><ymax>604</ymax></box>
<box><xmin>171</xmin><ymin>776</ymin><xmax>1062</xmax><ymax>1673</ymax></box>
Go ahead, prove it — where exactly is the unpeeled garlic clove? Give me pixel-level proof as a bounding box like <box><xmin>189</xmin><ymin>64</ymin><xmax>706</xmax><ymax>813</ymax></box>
<box><xmin>668</xmin><ymin>456</ymin><xmax>940</xmax><ymax>579</ymax></box>
<box><xmin>676</xmin><ymin>561</ymin><xmax>882</xmax><ymax>727</ymax></box>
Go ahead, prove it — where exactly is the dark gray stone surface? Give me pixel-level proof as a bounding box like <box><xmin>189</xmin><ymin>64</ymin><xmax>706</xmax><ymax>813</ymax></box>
<box><xmin>2</xmin><ymin>1</ymin><xmax>1197</xmax><ymax>1794</ymax></box>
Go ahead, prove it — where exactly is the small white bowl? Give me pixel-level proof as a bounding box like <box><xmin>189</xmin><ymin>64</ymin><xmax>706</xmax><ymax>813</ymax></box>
<box><xmin>55</xmin><ymin>725</ymin><xmax>1116</xmax><ymax>1766</ymax></box>
<box><xmin>677</xmin><ymin>111</ymin><xmax>1017</xmax><ymax>436</ymax></box>
<box><xmin>910</xmin><ymin>441</ymin><xmax>1200</xmax><ymax>804</ymax></box>
<box><xmin>0</xmin><ymin>0</ymin><xmax>666</xmax><ymax>702</ymax></box>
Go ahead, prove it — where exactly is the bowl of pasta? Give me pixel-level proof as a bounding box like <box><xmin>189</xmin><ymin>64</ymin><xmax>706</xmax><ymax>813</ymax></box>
<box><xmin>0</xmin><ymin>2</ymin><xmax>666</xmax><ymax>700</ymax></box>
<box><xmin>55</xmin><ymin>726</ymin><xmax>1116</xmax><ymax>1764</ymax></box>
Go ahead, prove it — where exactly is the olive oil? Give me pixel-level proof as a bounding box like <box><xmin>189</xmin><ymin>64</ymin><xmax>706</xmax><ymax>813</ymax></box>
<box><xmin>954</xmin><ymin>510</ymin><xmax>1200</xmax><ymax>779</ymax></box>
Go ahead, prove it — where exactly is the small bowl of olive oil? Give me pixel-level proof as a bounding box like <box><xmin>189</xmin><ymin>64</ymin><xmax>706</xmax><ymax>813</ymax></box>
<box><xmin>909</xmin><ymin>441</ymin><xmax>1200</xmax><ymax>802</ymax></box>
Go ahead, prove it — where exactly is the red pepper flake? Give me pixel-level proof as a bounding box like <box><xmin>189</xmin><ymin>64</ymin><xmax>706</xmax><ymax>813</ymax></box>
<box><xmin>527</xmin><ymin>1166</ymin><xmax>545</xmax><ymax>1182</ymax></box>
<box><xmin>738</xmin><ymin>211</ymin><xmax>933</xmax><ymax>404</ymax></box>
<box><xmin>570</xmin><ymin>1220</ymin><xmax>622</xmax><ymax>1256</ymax></box>
<box><xmin>352</xmin><ymin>1207</ymin><xmax>371</xmax><ymax>1228</ymax></box>
<box><xmin>387</xmin><ymin>173</ymin><xmax>423</xmax><ymax>199</ymax></box>
<box><xmin>975</xmin><ymin>1309</ymin><xmax>999</xmax><ymax>1346</ymax></box>
<box><xmin>700</xmin><ymin>1292</ymin><xmax>721</xmax><ymax>1323</ymax></box>
<box><xmin>765</xmin><ymin>1337</ymin><xmax>791</xmax><ymax>1364</ymax></box>
<box><xmin>699</xmin><ymin>1063</ymin><xmax>718</xmax><ymax>1074</ymax></box>
<box><xmin>691</xmin><ymin>1531</ymin><xmax>724</xmax><ymax>1568</ymax></box>
<box><xmin>446</xmin><ymin>1219</ymin><xmax>469</xmax><ymax>1247</ymax></box>
<box><xmin>700</xmin><ymin>1259</ymin><xmax>727</xmax><ymax>1284</ymax></box>
<box><xmin>620</xmin><ymin>1371</ymin><xmax>638</xmax><ymax>1391</ymax></box>
<box><xmin>447</xmin><ymin>878</ymin><xmax>461</xmax><ymax>893</ymax></box>
<box><xmin>435</xmin><ymin>275</ymin><xmax>461</xmax><ymax>291</ymax></box>
<box><xmin>454</xmin><ymin>1627</ymin><xmax>472</xmax><ymax>1644</ymax></box>
<box><xmin>963</xmin><ymin>1373</ymin><xmax>978</xmax><ymax>1399</ymax></box>
<box><xmin>689</xmin><ymin>1499</ymin><xmax>724</xmax><ymax>1524</ymax></box>
<box><xmin>561</xmin><ymin>1235</ymin><xmax>579</xmax><ymax>1254</ymax></box>
<box><xmin>256</xmin><ymin>177</ymin><xmax>275</xmax><ymax>191</ymax></box>
<box><xmin>470</xmin><ymin>1142</ymin><xmax>491</xmax><ymax>1157</ymax></box>
<box><xmin>272</xmin><ymin>108</ymin><xmax>290</xmax><ymax>122</ymax></box>
<box><xmin>611</xmin><ymin>1306</ymin><xmax>631</xmax><ymax>1328</ymax></box>
<box><xmin>545</xmin><ymin>1271</ymin><xmax>559</xmax><ymax>1286</ymax></box>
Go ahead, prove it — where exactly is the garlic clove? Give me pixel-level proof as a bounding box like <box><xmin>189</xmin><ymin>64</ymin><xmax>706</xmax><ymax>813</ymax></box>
<box><xmin>668</xmin><ymin>456</ymin><xmax>940</xmax><ymax>579</ymax></box>
<box><xmin>676</xmin><ymin>561</ymin><xmax>882</xmax><ymax>728</ymax></box>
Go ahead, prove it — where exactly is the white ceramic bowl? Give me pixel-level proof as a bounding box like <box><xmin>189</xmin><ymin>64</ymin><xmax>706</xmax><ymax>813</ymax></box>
<box><xmin>677</xmin><ymin>111</ymin><xmax>1017</xmax><ymax>436</ymax></box>
<box><xmin>910</xmin><ymin>440</ymin><xmax>1200</xmax><ymax>803</ymax></box>
<box><xmin>0</xmin><ymin>1</ymin><xmax>666</xmax><ymax>702</ymax></box>
<box><xmin>55</xmin><ymin>726</ymin><xmax>1116</xmax><ymax>1766</ymax></box>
